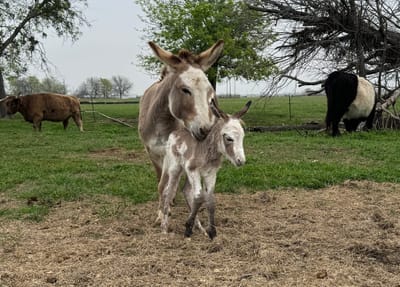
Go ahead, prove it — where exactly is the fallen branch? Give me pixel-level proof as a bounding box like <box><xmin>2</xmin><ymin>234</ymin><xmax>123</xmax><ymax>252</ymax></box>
<box><xmin>83</xmin><ymin>111</ymin><xmax>134</xmax><ymax>128</ymax></box>
<box><xmin>378</xmin><ymin>88</ymin><xmax>400</xmax><ymax>111</ymax></box>
<box><xmin>247</xmin><ymin>122</ymin><xmax>324</xmax><ymax>132</ymax></box>
<box><xmin>381</xmin><ymin>106</ymin><xmax>400</xmax><ymax>121</ymax></box>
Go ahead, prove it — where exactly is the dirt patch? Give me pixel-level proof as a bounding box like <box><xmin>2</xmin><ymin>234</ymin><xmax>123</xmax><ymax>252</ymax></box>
<box><xmin>88</xmin><ymin>148</ymin><xmax>147</xmax><ymax>163</ymax></box>
<box><xmin>1</xmin><ymin>180</ymin><xmax>400</xmax><ymax>286</ymax></box>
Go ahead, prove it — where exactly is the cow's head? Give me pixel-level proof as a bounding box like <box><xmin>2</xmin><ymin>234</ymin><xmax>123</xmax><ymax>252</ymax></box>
<box><xmin>2</xmin><ymin>96</ymin><xmax>21</xmax><ymax>115</ymax></box>
<box><xmin>0</xmin><ymin>98</ymin><xmax>6</xmax><ymax>117</ymax></box>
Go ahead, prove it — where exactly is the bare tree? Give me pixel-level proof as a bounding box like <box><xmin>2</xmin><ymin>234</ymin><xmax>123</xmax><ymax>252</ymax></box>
<box><xmin>100</xmin><ymin>78</ymin><xmax>112</xmax><ymax>99</ymax></box>
<box><xmin>247</xmin><ymin>0</ymin><xmax>400</xmax><ymax>127</ymax></box>
<box><xmin>111</xmin><ymin>75</ymin><xmax>133</xmax><ymax>99</ymax></box>
<box><xmin>247</xmin><ymin>1</ymin><xmax>400</xmax><ymax>88</ymax></box>
<box><xmin>41</xmin><ymin>77</ymin><xmax>67</xmax><ymax>94</ymax></box>
<box><xmin>76</xmin><ymin>77</ymin><xmax>101</xmax><ymax>99</ymax></box>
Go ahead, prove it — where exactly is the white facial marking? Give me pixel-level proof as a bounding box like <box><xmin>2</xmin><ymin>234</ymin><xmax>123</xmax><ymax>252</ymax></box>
<box><xmin>221</xmin><ymin>118</ymin><xmax>246</xmax><ymax>166</ymax></box>
<box><xmin>179</xmin><ymin>66</ymin><xmax>215</xmax><ymax>130</ymax></box>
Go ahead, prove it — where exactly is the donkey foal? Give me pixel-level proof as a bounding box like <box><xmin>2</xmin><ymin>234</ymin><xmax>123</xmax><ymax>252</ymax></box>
<box><xmin>158</xmin><ymin>100</ymin><xmax>251</xmax><ymax>239</ymax></box>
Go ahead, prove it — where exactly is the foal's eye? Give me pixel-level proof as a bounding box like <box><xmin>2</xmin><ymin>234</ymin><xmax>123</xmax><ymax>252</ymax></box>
<box><xmin>224</xmin><ymin>134</ymin><xmax>234</xmax><ymax>143</ymax></box>
<box><xmin>182</xmin><ymin>88</ymin><xmax>192</xmax><ymax>96</ymax></box>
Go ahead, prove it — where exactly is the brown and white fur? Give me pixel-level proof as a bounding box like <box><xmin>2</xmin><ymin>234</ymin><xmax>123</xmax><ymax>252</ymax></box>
<box><xmin>159</xmin><ymin>100</ymin><xmax>251</xmax><ymax>239</ymax></box>
<box><xmin>138</xmin><ymin>40</ymin><xmax>224</xmax><ymax>222</ymax></box>
<box><xmin>1</xmin><ymin>93</ymin><xmax>83</xmax><ymax>131</ymax></box>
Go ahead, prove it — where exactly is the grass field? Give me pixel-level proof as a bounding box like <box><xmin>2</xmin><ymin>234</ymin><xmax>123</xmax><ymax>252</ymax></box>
<box><xmin>0</xmin><ymin>95</ymin><xmax>399</xmax><ymax>220</ymax></box>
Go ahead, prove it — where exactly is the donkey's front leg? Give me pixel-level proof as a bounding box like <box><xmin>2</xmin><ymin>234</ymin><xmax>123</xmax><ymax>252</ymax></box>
<box><xmin>158</xmin><ymin>164</ymin><xmax>182</xmax><ymax>234</ymax></box>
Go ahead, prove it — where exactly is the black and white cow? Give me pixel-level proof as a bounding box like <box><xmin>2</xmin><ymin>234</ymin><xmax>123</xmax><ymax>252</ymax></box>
<box><xmin>324</xmin><ymin>71</ymin><xmax>376</xmax><ymax>137</ymax></box>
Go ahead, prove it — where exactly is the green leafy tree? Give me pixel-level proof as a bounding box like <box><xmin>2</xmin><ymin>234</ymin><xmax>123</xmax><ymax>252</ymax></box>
<box><xmin>0</xmin><ymin>0</ymin><xmax>89</xmax><ymax>100</ymax></box>
<box><xmin>136</xmin><ymin>0</ymin><xmax>277</xmax><ymax>89</ymax></box>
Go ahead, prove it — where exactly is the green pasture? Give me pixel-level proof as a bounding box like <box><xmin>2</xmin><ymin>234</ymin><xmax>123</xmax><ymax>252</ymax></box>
<box><xmin>0</xmin><ymin>96</ymin><xmax>399</xmax><ymax>221</ymax></box>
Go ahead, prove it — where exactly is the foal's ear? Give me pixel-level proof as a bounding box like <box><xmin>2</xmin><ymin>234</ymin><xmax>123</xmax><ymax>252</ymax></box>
<box><xmin>233</xmin><ymin>101</ymin><xmax>252</xmax><ymax>119</ymax></box>
<box><xmin>148</xmin><ymin>42</ymin><xmax>181</xmax><ymax>69</ymax></box>
<box><xmin>197</xmin><ymin>40</ymin><xmax>224</xmax><ymax>72</ymax></box>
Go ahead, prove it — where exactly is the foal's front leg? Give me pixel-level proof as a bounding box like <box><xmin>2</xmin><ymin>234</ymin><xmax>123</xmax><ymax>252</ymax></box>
<box><xmin>184</xmin><ymin>170</ymin><xmax>204</xmax><ymax>238</ymax></box>
<box><xmin>182</xmin><ymin>178</ymin><xmax>207</xmax><ymax>236</ymax></box>
<box><xmin>203</xmin><ymin>172</ymin><xmax>217</xmax><ymax>239</ymax></box>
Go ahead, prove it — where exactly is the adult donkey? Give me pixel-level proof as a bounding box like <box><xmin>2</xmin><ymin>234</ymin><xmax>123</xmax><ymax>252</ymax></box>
<box><xmin>138</xmin><ymin>40</ymin><xmax>224</xmax><ymax>222</ymax></box>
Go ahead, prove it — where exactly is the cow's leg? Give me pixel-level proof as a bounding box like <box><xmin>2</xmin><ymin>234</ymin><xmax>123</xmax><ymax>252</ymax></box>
<box><xmin>32</xmin><ymin>121</ymin><xmax>41</xmax><ymax>131</ymax></box>
<box><xmin>325</xmin><ymin>116</ymin><xmax>332</xmax><ymax>134</ymax></box>
<box><xmin>203</xmin><ymin>172</ymin><xmax>217</xmax><ymax>240</ymax></box>
<box><xmin>344</xmin><ymin>118</ymin><xmax>360</xmax><ymax>132</ymax></box>
<box><xmin>365</xmin><ymin>105</ymin><xmax>376</xmax><ymax>130</ymax></box>
<box><xmin>182</xmin><ymin>178</ymin><xmax>207</xmax><ymax>235</ymax></box>
<box><xmin>32</xmin><ymin>115</ymin><xmax>42</xmax><ymax>131</ymax></box>
<box><xmin>72</xmin><ymin>113</ymin><xmax>84</xmax><ymax>131</ymax></box>
<box><xmin>331</xmin><ymin>119</ymin><xmax>341</xmax><ymax>137</ymax></box>
<box><xmin>63</xmin><ymin>119</ymin><xmax>69</xmax><ymax>130</ymax></box>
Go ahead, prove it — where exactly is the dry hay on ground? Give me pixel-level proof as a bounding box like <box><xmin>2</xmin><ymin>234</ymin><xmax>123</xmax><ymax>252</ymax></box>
<box><xmin>1</xmin><ymin>181</ymin><xmax>400</xmax><ymax>287</ymax></box>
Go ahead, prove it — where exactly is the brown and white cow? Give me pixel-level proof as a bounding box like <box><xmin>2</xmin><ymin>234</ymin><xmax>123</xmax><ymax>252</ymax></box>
<box><xmin>1</xmin><ymin>93</ymin><xmax>83</xmax><ymax>131</ymax></box>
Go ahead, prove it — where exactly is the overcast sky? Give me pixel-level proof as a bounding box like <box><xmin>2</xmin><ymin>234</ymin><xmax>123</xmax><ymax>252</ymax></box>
<box><xmin>30</xmin><ymin>0</ymin><xmax>280</xmax><ymax>97</ymax></box>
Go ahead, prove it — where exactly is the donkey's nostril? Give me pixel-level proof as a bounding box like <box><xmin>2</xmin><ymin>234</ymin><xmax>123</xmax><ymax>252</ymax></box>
<box><xmin>199</xmin><ymin>128</ymin><xmax>208</xmax><ymax>139</ymax></box>
<box><xmin>194</xmin><ymin>128</ymin><xmax>207</xmax><ymax>141</ymax></box>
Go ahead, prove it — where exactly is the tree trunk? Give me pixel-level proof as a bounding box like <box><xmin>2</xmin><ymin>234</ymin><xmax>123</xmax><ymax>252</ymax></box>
<box><xmin>0</xmin><ymin>70</ymin><xmax>6</xmax><ymax>99</ymax></box>
<box><xmin>0</xmin><ymin>70</ymin><xmax>6</xmax><ymax>117</ymax></box>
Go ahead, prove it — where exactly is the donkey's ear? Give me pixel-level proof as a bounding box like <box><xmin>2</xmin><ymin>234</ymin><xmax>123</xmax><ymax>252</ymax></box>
<box><xmin>210</xmin><ymin>98</ymin><xmax>228</xmax><ymax>120</ymax></box>
<box><xmin>148</xmin><ymin>42</ymin><xmax>181</xmax><ymax>69</ymax></box>
<box><xmin>197</xmin><ymin>40</ymin><xmax>224</xmax><ymax>71</ymax></box>
<box><xmin>233</xmin><ymin>101</ymin><xmax>252</xmax><ymax>119</ymax></box>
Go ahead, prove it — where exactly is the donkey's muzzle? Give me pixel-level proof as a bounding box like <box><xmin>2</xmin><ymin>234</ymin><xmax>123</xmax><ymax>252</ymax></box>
<box><xmin>193</xmin><ymin>128</ymin><xmax>208</xmax><ymax>141</ymax></box>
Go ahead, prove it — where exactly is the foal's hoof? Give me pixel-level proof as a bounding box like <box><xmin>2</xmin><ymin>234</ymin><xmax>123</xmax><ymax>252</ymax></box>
<box><xmin>184</xmin><ymin>221</ymin><xmax>194</xmax><ymax>238</ymax></box>
<box><xmin>207</xmin><ymin>226</ymin><xmax>217</xmax><ymax>240</ymax></box>
<box><xmin>184</xmin><ymin>227</ymin><xmax>193</xmax><ymax>238</ymax></box>
<box><xmin>185</xmin><ymin>220</ymin><xmax>194</xmax><ymax>237</ymax></box>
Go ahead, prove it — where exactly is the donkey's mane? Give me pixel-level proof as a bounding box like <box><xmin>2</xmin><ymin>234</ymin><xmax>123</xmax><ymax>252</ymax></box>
<box><xmin>159</xmin><ymin>66</ymin><xmax>168</xmax><ymax>81</ymax></box>
<box><xmin>158</xmin><ymin>49</ymin><xmax>198</xmax><ymax>82</ymax></box>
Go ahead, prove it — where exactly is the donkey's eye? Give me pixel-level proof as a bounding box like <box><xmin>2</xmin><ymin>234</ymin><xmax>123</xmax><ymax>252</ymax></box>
<box><xmin>182</xmin><ymin>88</ymin><xmax>192</xmax><ymax>96</ymax></box>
